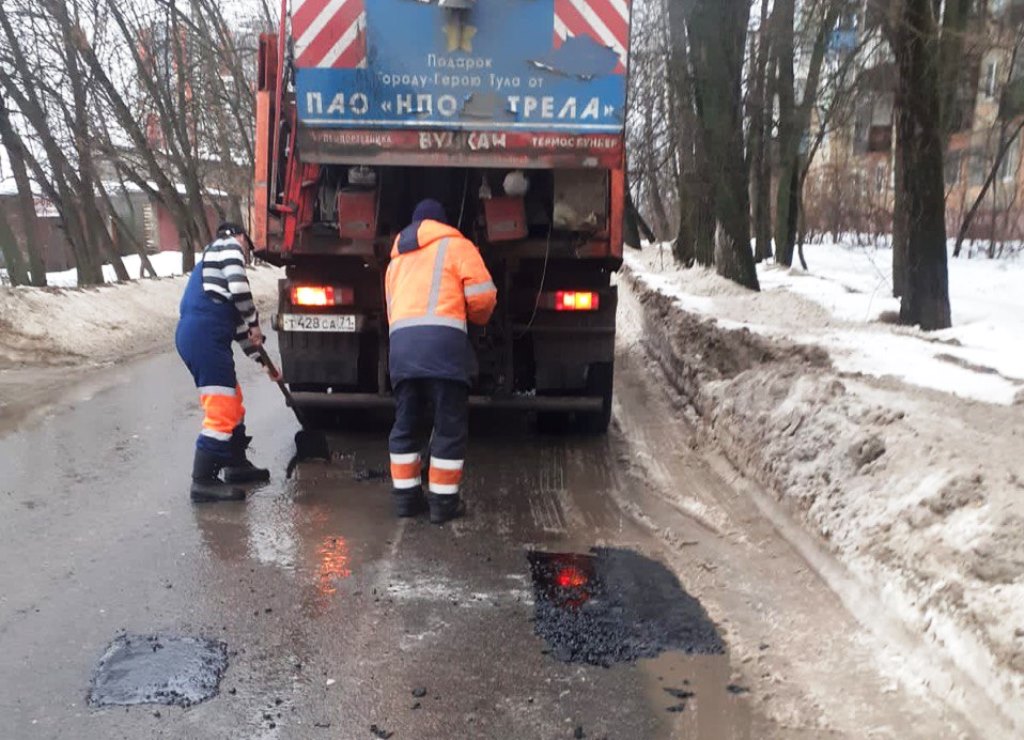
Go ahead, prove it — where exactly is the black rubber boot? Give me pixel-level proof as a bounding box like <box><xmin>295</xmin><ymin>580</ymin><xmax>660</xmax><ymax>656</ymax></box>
<box><xmin>392</xmin><ymin>486</ymin><xmax>427</xmax><ymax>518</ymax></box>
<box><xmin>222</xmin><ymin>425</ymin><xmax>270</xmax><ymax>484</ymax></box>
<box><xmin>191</xmin><ymin>448</ymin><xmax>246</xmax><ymax>503</ymax></box>
<box><xmin>427</xmin><ymin>494</ymin><xmax>465</xmax><ymax>525</ymax></box>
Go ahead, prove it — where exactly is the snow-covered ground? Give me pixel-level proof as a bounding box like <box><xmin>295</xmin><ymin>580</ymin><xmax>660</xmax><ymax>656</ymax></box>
<box><xmin>46</xmin><ymin>252</ymin><xmax>187</xmax><ymax>286</ymax></box>
<box><xmin>622</xmin><ymin>242</ymin><xmax>1024</xmax><ymax>734</ymax></box>
<box><xmin>2</xmin><ymin>251</ymin><xmax>189</xmax><ymax>287</ymax></box>
<box><xmin>628</xmin><ymin>242</ymin><xmax>1024</xmax><ymax>405</ymax></box>
<box><xmin>0</xmin><ymin>255</ymin><xmax>282</xmax><ymax>428</ymax></box>
<box><xmin>0</xmin><ymin>257</ymin><xmax>281</xmax><ymax>368</ymax></box>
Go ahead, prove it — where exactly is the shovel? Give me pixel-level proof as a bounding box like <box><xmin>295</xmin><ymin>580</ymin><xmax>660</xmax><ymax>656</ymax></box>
<box><xmin>256</xmin><ymin>346</ymin><xmax>331</xmax><ymax>466</ymax></box>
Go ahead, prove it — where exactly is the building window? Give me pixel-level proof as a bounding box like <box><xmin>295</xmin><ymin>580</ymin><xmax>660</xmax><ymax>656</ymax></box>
<box><xmin>998</xmin><ymin>136</ymin><xmax>1021</xmax><ymax>181</ymax></box>
<box><xmin>984</xmin><ymin>60</ymin><xmax>1000</xmax><ymax>99</ymax></box>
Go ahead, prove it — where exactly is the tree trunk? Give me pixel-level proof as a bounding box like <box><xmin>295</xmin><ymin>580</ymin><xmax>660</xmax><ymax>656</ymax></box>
<box><xmin>693</xmin><ymin>183</ymin><xmax>716</xmax><ymax>267</ymax></box>
<box><xmin>749</xmin><ymin>0</ymin><xmax>773</xmax><ymax>263</ymax></box>
<box><xmin>773</xmin><ymin>0</ymin><xmax>797</xmax><ymax>267</ymax></box>
<box><xmin>892</xmin><ymin>0</ymin><xmax>951</xmax><ymax>330</ymax></box>
<box><xmin>775</xmin><ymin>1</ymin><xmax>836</xmax><ymax>267</ymax></box>
<box><xmin>624</xmin><ymin>183</ymin><xmax>654</xmax><ymax>250</ymax></box>
<box><xmin>892</xmin><ymin>129</ymin><xmax>908</xmax><ymax>296</ymax></box>
<box><xmin>685</xmin><ymin>0</ymin><xmax>758</xmax><ymax>289</ymax></box>
<box><xmin>673</xmin><ymin>196</ymin><xmax>696</xmax><ymax>266</ymax></box>
<box><xmin>0</xmin><ymin>204</ymin><xmax>30</xmax><ymax>286</ymax></box>
<box><xmin>0</xmin><ymin>11</ymin><xmax>103</xmax><ymax>286</ymax></box>
<box><xmin>55</xmin><ymin>0</ymin><xmax>130</xmax><ymax>284</ymax></box>
<box><xmin>0</xmin><ymin>92</ymin><xmax>46</xmax><ymax>286</ymax></box>
<box><xmin>938</xmin><ymin>0</ymin><xmax>973</xmax><ymax>135</ymax></box>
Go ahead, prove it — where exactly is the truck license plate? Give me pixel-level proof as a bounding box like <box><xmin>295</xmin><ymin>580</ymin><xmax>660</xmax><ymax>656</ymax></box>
<box><xmin>281</xmin><ymin>314</ymin><xmax>357</xmax><ymax>333</ymax></box>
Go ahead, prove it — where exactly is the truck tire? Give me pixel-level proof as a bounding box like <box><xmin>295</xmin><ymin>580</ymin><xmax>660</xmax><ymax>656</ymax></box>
<box><xmin>578</xmin><ymin>362</ymin><xmax>614</xmax><ymax>435</ymax></box>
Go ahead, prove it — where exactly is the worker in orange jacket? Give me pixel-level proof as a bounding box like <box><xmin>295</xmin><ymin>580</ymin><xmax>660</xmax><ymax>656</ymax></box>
<box><xmin>386</xmin><ymin>199</ymin><xmax>497</xmax><ymax>524</ymax></box>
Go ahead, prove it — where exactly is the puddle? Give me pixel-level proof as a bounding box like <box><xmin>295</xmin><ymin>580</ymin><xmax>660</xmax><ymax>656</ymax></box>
<box><xmin>643</xmin><ymin>652</ymin><xmax>753</xmax><ymax>739</ymax></box>
<box><xmin>528</xmin><ymin>548</ymin><xmax>725</xmax><ymax>667</ymax></box>
<box><xmin>88</xmin><ymin>634</ymin><xmax>228</xmax><ymax>708</ymax></box>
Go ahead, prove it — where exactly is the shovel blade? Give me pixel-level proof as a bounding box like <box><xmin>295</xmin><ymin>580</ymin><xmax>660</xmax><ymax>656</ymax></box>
<box><xmin>294</xmin><ymin>429</ymin><xmax>331</xmax><ymax>461</ymax></box>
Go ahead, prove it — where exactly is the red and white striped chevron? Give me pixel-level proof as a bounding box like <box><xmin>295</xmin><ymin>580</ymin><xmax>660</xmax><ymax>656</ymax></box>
<box><xmin>292</xmin><ymin>0</ymin><xmax>367</xmax><ymax>69</ymax></box>
<box><xmin>554</xmin><ymin>0</ymin><xmax>631</xmax><ymax>72</ymax></box>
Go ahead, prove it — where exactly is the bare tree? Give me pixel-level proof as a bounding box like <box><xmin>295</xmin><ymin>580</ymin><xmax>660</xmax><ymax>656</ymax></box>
<box><xmin>0</xmin><ymin>88</ymin><xmax>46</xmax><ymax>286</ymax></box>
<box><xmin>888</xmin><ymin>0</ymin><xmax>952</xmax><ymax>329</ymax></box>
<box><xmin>0</xmin><ymin>1</ymin><xmax>107</xmax><ymax>285</ymax></box>
<box><xmin>775</xmin><ymin>0</ymin><xmax>841</xmax><ymax>268</ymax></box>
<box><xmin>748</xmin><ymin>0</ymin><xmax>774</xmax><ymax>263</ymax></box>
<box><xmin>682</xmin><ymin>0</ymin><xmax>759</xmax><ymax>289</ymax></box>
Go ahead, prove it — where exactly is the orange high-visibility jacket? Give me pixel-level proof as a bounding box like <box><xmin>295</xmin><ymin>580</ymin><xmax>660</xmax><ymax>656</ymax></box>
<box><xmin>386</xmin><ymin>219</ymin><xmax>497</xmax><ymax>385</ymax></box>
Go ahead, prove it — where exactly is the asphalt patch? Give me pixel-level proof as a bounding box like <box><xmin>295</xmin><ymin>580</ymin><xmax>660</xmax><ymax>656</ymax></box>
<box><xmin>528</xmin><ymin>547</ymin><xmax>725</xmax><ymax>666</ymax></box>
<box><xmin>87</xmin><ymin>634</ymin><xmax>228</xmax><ymax>708</ymax></box>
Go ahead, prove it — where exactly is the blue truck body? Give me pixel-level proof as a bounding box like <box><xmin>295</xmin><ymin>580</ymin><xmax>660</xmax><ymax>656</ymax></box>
<box><xmin>294</xmin><ymin>0</ymin><xmax>630</xmax><ymax>133</ymax></box>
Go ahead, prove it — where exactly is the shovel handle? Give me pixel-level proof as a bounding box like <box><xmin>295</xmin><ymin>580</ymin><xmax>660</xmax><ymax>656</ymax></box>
<box><xmin>257</xmin><ymin>344</ymin><xmax>280</xmax><ymax>376</ymax></box>
<box><xmin>256</xmin><ymin>345</ymin><xmax>314</xmax><ymax>428</ymax></box>
<box><xmin>256</xmin><ymin>346</ymin><xmax>294</xmax><ymax>403</ymax></box>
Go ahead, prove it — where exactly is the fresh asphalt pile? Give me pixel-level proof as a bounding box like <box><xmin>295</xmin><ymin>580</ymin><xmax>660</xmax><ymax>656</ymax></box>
<box><xmin>528</xmin><ymin>547</ymin><xmax>725</xmax><ymax>667</ymax></box>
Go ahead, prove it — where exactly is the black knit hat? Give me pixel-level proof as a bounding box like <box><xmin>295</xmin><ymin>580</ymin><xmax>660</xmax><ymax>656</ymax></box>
<box><xmin>217</xmin><ymin>222</ymin><xmax>246</xmax><ymax>239</ymax></box>
<box><xmin>412</xmin><ymin>199</ymin><xmax>447</xmax><ymax>225</ymax></box>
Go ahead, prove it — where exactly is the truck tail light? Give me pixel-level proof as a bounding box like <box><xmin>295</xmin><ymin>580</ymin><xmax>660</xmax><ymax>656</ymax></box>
<box><xmin>291</xmin><ymin>285</ymin><xmax>354</xmax><ymax>307</ymax></box>
<box><xmin>542</xmin><ymin>290</ymin><xmax>600</xmax><ymax>312</ymax></box>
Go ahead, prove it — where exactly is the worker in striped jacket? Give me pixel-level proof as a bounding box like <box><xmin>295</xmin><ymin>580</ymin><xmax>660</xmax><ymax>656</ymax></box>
<box><xmin>175</xmin><ymin>223</ymin><xmax>279</xmax><ymax>503</ymax></box>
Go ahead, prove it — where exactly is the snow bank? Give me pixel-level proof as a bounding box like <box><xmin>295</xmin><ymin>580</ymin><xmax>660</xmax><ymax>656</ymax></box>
<box><xmin>628</xmin><ymin>242</ymin><xmax>1024</xmax><ymax>405</ymax></box>
<box><xmin>0</xmin><ymin>264</ymin><xmax>282</xmax><ymax>368</ymax></box>
<box><xmin>622</xmin><ymin>248</ymin><xmax>1024</xmax><ymax>735</ymax></box>
<box><xmin>44</xmin><ymin>252</ymin><xmax>187</xmax><ymax>287</ymax></box>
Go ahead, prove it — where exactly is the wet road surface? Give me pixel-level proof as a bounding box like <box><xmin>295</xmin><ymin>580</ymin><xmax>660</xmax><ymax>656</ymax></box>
<box><xmin>0</xmin><ymin>341</ymin><xmax>978</xmax><ymax>739</ymax></box>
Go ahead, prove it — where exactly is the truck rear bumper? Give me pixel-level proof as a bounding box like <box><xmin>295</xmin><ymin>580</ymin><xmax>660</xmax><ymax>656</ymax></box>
<box><xmin>289</xmin><ymin>392</ymin><xmax>603</xmax><ymax>413</ymax></box>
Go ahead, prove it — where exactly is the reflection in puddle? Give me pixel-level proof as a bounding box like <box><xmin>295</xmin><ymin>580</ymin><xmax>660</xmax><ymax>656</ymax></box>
<box><xmin>528</xmin><ymin>548</ymin><xmax>725</xmax><ymax>667</ymax></box>
<box><xmin>643</xmin><ymin>652</ymin><xmax>752</xmax><ymax>739</ymax></box>
<box><xmin>316</xmin><ymin>536</ymin><xmax>352</xmax><ymax>597</ymax></box>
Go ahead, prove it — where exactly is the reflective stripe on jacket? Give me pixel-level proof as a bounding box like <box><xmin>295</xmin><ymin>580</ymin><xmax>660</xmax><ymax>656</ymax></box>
<box><xmin>386</xmin><ymin>219</ymin><xmax>497</xmax><ymax>386</ymax></box>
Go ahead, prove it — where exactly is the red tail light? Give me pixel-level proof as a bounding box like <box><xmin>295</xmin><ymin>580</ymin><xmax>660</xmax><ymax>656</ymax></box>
<box><xmin>546</xmin><ymin>290</ymin><xmax>600</xmax><ymax>312</ymax></box>
<box><xmin>291</xmin><ymin>285</ymin><xmax>354</xmax><ymax>307</ymax></box>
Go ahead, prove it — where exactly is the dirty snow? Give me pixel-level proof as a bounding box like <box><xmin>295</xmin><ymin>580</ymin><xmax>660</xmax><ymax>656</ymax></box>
<box><xmin>627</xmin><ymin>242</ymin><xmax>1024</xmax><ymax>405</ymax></box>
<box><xmin>0</xmin><ymin>260</ymin><xmax>280</xmax><ymax>368</ymax></box>
<box><xmin>622</xmin><ymin>247</ymin><xmax>1024</xmax><ymax>735</ymax></box>
<box><xmin>0</xmin><ymin>260</ymin><xmax>282</xmax><ymax>427</ymax></box>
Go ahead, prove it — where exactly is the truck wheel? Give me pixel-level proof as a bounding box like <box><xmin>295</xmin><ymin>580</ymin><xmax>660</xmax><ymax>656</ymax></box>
<box><xmin>578</xmin><ymin>362</ymin><xmax>614</xmax><ymax>435</ymax></box>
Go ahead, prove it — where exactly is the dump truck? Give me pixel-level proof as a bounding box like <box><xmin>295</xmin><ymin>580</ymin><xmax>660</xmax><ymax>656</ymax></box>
<box><xmin>252</xmin><ymin>0</ymin><xmax>632</xmax><ymax>432</ymax></box>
